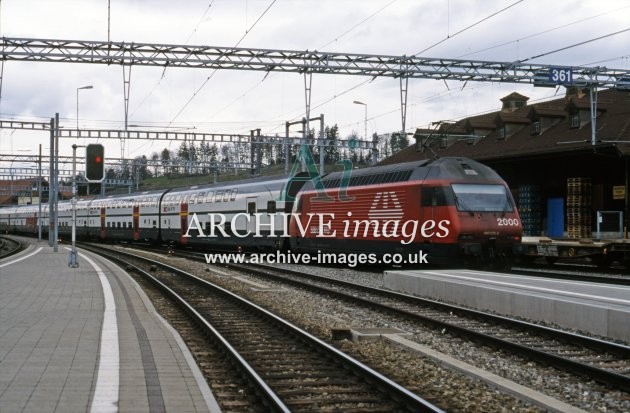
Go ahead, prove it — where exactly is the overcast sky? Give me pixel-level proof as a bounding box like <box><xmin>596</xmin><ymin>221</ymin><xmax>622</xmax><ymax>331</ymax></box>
<box><xmin>1</xmin><ymin>0</ymin><xmax>629</xmax><ymax>165</ymax></box>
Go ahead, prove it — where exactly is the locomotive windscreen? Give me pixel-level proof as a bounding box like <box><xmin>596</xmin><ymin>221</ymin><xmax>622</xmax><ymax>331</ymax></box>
<box><xmin>451</xmin><ymin>184</ymin><xmax>513</xmax><ymax>212</ymax></box>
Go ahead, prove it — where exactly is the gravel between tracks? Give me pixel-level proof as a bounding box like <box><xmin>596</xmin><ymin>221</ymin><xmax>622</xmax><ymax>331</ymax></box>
<box><xmin>119</xmin><ymin>247</ymin><xmax>630</xmax><ymax>412</ymax></box>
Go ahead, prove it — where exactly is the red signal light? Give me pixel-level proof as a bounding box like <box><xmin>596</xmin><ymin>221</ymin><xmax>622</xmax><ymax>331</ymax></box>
<box><xmin>86</xmin><ymin>144</ymin><xmax>105</xmax><ymax>181</ymax></box>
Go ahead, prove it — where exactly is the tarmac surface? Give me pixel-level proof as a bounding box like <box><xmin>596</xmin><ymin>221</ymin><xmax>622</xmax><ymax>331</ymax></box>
<box><xmin>0</xmin><ymin>240</ymin><xmax>220</xmax><ymax>412</ymax></box>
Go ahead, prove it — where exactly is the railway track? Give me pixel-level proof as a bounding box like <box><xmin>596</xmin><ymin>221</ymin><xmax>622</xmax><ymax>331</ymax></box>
<box><xmin>0</xmin><ymin>236</ymin><xmax>22</xmax><ymax>259</ymax></box>
<box><xmin>163</xmin><ymin>249</ymin><xmax>630</xmax><ymax>394</ymax></box>
<box><xmin>511</xmin><ymin>264</ymin><xmax>630</xmax><ymax>286</ymax></box>
<box><xmin>81</xmin><ymin>243</ymin><xmax>442</xmax><ymax>413</ymax></box>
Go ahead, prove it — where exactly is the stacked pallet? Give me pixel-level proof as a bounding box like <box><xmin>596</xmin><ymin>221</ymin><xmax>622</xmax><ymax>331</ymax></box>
<box><xmin>517</xmin><ymin>185</ymin><xmax>541</xmax><ymax>236</ymax></box>
<box><xmin>566</xmin><ymin>177</ymin><xmax>592</xmax><ymax>238</ymax></box>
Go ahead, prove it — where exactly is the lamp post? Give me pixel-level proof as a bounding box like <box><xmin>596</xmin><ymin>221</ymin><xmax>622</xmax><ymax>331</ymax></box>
<box><xmin>353</xmin><ymin>100</ymin><xmax>367</xmax><ymax>141</ymax></box>
<box><xmin>38</xmin><ymin>144</ymin><xmax>42</xmax><ymax>241</ymax></box>
<box><xmin>76</xmin><ymin>85</ymin><xmax>93</xmax><ymax>132</ymax></box>
<box><xmin>68</xmin><ymin>144</ymin><xmax>83</xmax><ymax>268</ymax></box>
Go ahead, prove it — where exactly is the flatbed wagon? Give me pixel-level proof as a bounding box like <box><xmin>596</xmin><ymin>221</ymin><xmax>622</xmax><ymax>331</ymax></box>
<box><xmin>521</xmin><ymin>236</ymin><xmax>630</xmax><ymax>267</ymax></box>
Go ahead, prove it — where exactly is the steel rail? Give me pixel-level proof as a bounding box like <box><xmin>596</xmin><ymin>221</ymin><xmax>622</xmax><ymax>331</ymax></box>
<box><xmin>511</xmin><ymin>265</ymin><xmax>630</xmax><ymax>286</ymax></box>
<box><xmin>81</xmin><ymin>244</ymin><xmax>291</xmax><ymax>412</ymax></box>
<box><xmin>83</xmin><ymin>243</ymin><xmax>444</xmax><ymax>413</ymax></box>
<box><xmin>210</xmin><ymin>258</ymin><xmax>630</xmax><ymax>392</ymax></box>
<box><xmin>0</xmin><ymin>236</ymin><xmax>23</xmax><ymax>259</ymax></box>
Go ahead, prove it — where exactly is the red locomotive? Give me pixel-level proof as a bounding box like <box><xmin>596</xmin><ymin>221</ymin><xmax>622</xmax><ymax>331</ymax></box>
<box><xmin>290</xmin><ymin>157</ymin><xmax>523</xmax><ymax>267</ymax></box>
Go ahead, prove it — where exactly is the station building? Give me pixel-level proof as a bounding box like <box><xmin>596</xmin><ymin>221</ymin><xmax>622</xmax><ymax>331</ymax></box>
<box><xmin>381</xmin><ymin>88</ymin><xmax>630</xmax><ymax>241</ymax></box>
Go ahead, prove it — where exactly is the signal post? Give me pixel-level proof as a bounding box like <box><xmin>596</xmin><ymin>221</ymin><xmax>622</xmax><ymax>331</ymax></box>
<box><xmin>69</xmin><ymin>144</ymin><xmax>80</xmax><ymax>267</ymax></box>
<box><xmin>69</xmin><ymin>143</ymin><xmax>104</xmax><ymax>268</ymax></box>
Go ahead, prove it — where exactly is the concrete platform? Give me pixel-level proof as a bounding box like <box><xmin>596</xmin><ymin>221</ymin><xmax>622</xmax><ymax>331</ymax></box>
<box><xmin>0</xmin><ymin>240</ymin><xmax>220</xmax><ymax>412</ymax></box>
<box><xmin>383</xmin><ymin>268</ymin><xmax>630</xmax><ymax>342</ymax></box>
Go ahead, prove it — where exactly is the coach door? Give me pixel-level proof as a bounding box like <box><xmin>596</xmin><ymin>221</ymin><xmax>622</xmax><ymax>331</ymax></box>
<box><xmin>246</xmin><ymin>197</ymin><xmax>257</xmax><ymax>236</ymax></box>
<box><xmin>133</xmin><ymin>204</ymin><xmax>140</xmax><ymax>240</ymax></box>
<box><xmin>100</xmin><ymin>207</ymin><xmax>106</xmax><ymax>239</ymax></box>
<box><xmin>179</xmin><ymin>200</ymin><xmax>188</xmax><ymax>244</ymax></box>
<box><xmin>420</xmin><ymin>186</ymin><xmax>453</xmax><ymax>239</ymax></box>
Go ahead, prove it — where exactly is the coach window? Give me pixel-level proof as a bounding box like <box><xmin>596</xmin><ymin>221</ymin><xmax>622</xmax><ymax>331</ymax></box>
<box><xmin>214</xmin><ymin>191</ymin><xmax>224</xmax><ymax>202</ymax></box>
<box><xmin>247</xmin><ymin>201</ymin><xmax>256</xmax><ymax>215</ymax></box>
<box><xmin>205</xmin><ymin>191</ymin><xmax>214</xmax><ymax>203</ymax></box>
<box><xmin>230</xmin><ymin>189</ymin><xmax>238</xmax><ymax>201</ymax></box>
<box><xmin>189</xmin><ymin>194</ymin><xmax>197</xmax><ymax>204</ymax></box>
<box><xmin>223</xmin><ymin>191</ymin><xmax>231</xmax><ymax>202</ymax></box>
<box><xmin>267</xmin><ymin>200</ymin><xmax>277</xmax><ymax>213</ymax></box>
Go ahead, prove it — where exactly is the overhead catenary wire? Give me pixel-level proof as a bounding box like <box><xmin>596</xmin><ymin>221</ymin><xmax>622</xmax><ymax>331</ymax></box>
<box><xmin>272</xmin><ymin>6</ymin><xmax>630</xmax><ymax>139</ymax></box>
<box><xmin>268</xmin><ymin>0</ymin><xmax>525</xmax><ymax>134</ymax></box>
<box><xmin>130</xmin><ymin>0</ymin><xmax>217</xmax><ymax>118</ymax></box>
<box><xmin>580</xmin><ymin>55</ymin><xmax>630</xmax><ymax>68</ymax></box>
<box><xmin>318</xmin><ymin>0</ymin><xmax>398</xmax><ymax>50</ymax></box>
<box><xmin>208</xmin><ymin>0</ymin><xmax>399</xmax><ymax>122</ymax></box>
<box><xmin>208</xmin><ymin>0</ymin><xmax>527</xmax><ymax>140</ymax></box>
<box><xmin>130</xmin><ymin>0</ymin><xmax>276</xmax><ymax>157</ymax></box>
<box><xmin>518</xmin><ymin>27</ymin><xmax>630</xmax><ymax>63</ymax></box>
<box><xmin>7</xmin><ymin>2</ymin><xmax>627</xmax><ymax>162</ymax></box>
<box><xmin>168</xmin><ymin>0</ymin><xmax>277</xmax><ymax>127</ymax></box>
<box><xmin>414</xmin><ymin>0</ymin><xmax>525</xmax><ymax>56</ymax></box>
<box><xmin>455</xmin><ymin>4</ymin><xmax>630</xmax><ymax>60</ymax></box>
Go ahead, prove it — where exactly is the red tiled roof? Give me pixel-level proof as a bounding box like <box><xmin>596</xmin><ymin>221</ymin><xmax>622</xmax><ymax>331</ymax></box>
<box><xmin>381</xmin><ymin>89</ymin><xmax>630</xmax><ymax>165</ymax></box>
<box><xmin>0</xmin><ymin>178</ymin><xmax>40</xmax><ymax>189</ymax></box>
<box><xmin>500</xmin><ymin>92</ymin><xmax>529</xmax><ymax>102</ymax></box>
<box><xmin>528</xmin><ymin>105</ymin><xmax>566</xmax><ymax>119</ymax></box>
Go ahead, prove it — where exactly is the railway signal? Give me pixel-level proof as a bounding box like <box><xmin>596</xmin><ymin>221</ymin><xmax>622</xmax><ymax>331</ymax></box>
<box><xmin>85</xmin><ymin>143</ymin><xmax>104</xmax><ymax>181</ymax></box>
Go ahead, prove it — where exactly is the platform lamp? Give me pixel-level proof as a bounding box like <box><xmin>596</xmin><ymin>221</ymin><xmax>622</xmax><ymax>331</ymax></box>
<box><xmin>76</xmin><ymin>85</ymin><xmax>93</xmax><ymax>133</ymax></box>
<box><xmin>353</xmin><ymin>100</ymin><xmax>367</xmax><ymax>141</ymax></box>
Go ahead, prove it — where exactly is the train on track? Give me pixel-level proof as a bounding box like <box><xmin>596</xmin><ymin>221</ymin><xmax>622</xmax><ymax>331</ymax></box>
<box><xmin>0</xmin><ymin>157</ymin><xmax>523</xmax><ymax>267</ymax></box>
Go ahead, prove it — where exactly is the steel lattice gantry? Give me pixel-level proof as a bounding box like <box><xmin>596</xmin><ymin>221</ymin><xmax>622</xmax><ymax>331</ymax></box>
<box><xmin>3</xmin><ymin>36</ymin><xmax>630</xmax><ymax>136</ymax></box>
<box><xmin>1</xmin><ymin>37</ymin><xmax>630</xmax><ymax>84</ymax></box>
<box><xmin>0</xmin><ymin>120</ymin><xmax>373</xmax><ymax>149</ymax></box>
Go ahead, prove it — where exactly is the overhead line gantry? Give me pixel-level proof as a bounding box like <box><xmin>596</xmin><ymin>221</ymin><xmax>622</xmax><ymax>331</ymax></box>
<box><xmin>2</xmin><ymin>36</ymin><xmax>630</xmax><ymax>137</ymax></box>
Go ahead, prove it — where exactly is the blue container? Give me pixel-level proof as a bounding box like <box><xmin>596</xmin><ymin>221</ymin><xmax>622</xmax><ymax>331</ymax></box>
<box><xmin>547</xmin><ymin>197</ymin><xmax>564</xmax><ymax>237</ymax></box>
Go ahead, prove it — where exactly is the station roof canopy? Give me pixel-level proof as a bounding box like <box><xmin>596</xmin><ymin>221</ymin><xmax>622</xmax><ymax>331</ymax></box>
<box><xmin>381</xmin><ymin>89</ymin><xmax>630</xmax><ymax>165</ymax></box>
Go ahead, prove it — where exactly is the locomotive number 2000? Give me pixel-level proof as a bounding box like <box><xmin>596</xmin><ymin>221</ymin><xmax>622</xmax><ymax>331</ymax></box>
<box><xmin>497</xmin><ymin>218</ymin><xmax>519</xmax><ymax>226</ymax></box>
